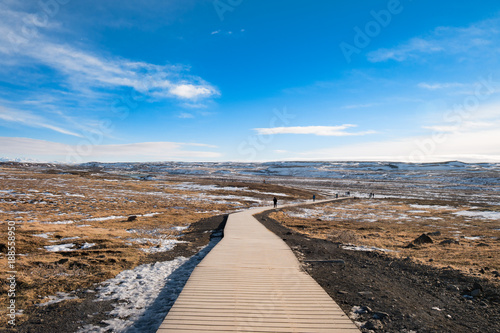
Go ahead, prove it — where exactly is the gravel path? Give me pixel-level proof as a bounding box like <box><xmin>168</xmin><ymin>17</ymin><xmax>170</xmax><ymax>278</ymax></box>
<box><xmin>256</xmin><ymin>211</ymin><xmax>500</xmax><ymax>333</ymax></box>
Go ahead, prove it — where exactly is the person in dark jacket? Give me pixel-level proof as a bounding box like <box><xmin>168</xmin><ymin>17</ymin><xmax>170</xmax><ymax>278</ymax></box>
<box><xmin>273</xmin><ymin>197</ymin><xmax>278</xmax><ymax>208</ymax></box>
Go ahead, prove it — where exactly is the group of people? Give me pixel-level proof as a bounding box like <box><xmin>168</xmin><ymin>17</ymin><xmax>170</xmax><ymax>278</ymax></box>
<box><xmin>272</xmin><ymin>190</ymin><xmax>375</xmax><ymax>208</ymax></box>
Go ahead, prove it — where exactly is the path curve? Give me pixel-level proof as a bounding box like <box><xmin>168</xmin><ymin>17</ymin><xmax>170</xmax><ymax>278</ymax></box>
<box><xmin>158</xmin><ymin>199</ymin><xmax>360</xmax><ymax>332</ymax></box>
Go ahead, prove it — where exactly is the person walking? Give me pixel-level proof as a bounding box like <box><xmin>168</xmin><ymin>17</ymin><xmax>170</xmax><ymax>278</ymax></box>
<box><xmin>273</xmin><ymin>196</ymin><xmax>278</xmax><ymax>208</ymax></box>
<box><xmin>312</xmin><ymin>194</ymin><xmax>316</xmax><ymax>202</ymax></box>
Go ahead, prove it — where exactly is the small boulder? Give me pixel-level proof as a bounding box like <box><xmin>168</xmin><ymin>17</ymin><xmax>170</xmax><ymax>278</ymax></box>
<box><xmin>56</xmin><ymin>258</ymin><xmax>69</xmax><ymax>265</ymax></box>
<box><xmin>473</xmin><ymin>282</ymin><xmax>483</xmax><ymax>291</ymax></box>
<box><xmin>373</xmin><ymin>311</ymin><xmax>389</xmax><ymax>320</ymax></box>
<box><xmin>413</xmin><ymin>233</ymin><xmax>433</xmax><ymax>245</ymax></box>
<box><xmin>404</xmin><ymin>242</ymin><xmax>416</xmax><ymax>249</ymax></box>
<box><xmin>363</xmin><ymin>319</ymin><xmax>384</xmax><ymax>330</ymax></box>
<box><xmin>471</xmin><ymin>289</ymin><xmax>482</xmax><ymax>297</ymax></box>
<box><xmin>477</xmin><ymin>243</ymin><xmax>489</xmax><ymax>247</ymax></box>
<box><xmin>439</xmin><ymin>239</ymin><xmax>459</xmax><ymax>246</ymax></box>
<box><xmin>127</xmin><ymin>215</ymin><xmax>137</xmax><ymax>222</ymax></box>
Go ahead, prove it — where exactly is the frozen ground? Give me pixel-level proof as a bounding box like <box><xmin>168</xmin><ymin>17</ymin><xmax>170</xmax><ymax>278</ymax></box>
<box><xmin>77</xmin><ymin>237</ymin><xmax>220</xmax><ymax>333</ymax></box>
<box><xmin>64</xmin><ymin>160</ymin><xmax>500</xmax><ymax>206</ymax></box>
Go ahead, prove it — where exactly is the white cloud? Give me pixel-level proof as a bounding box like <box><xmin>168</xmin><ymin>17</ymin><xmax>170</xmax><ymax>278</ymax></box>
<box><xmin>418</xmin><ymin>82</ymin><xmax>466</xmax><ymax>90</ymax></box>
<box><xmin>254</xmin><ymin>125</ymin><xmax>376</xmax><ymax>137</ymax></box>
<box><xmin>168</xmin><ymin>84</ymin><xmax>217</xmax><ymax>99</ymax></box>
<box><xmin>0</xmin><ymin>137</ymin><xmax>221</xmax><ymax>162</ymax></box>
<box><xmin>177</xmin><ymin>112</ymin><xmax>194</xmax><ymax>119</ymax></box>
<box><xmin>342</xmin><ymin>103</ymin><xmax>380</xmax><ymax>109</ymax></box>
<box><xmin>0</xmin><ymin>106</ymin><xmax>83</xmax><ymax>137</ymax></box>
<box><xmin>295</xmin><ymin>102</ymin><xmax>500</xmax><ymax>163</ymax></box>
<box><xmin>0</xmin><ymin>3</ymin><xmax>219</xmax><ymax>101</ymax></box>
<box><xmin>294</xmin><ymin>129</ymin><xmax>500</xmax><ymax>163</ymax></box>
<box><xmin>368</xmin><ymin>16</ymin><xmax>500</xmax><ymax>62</ymax></box>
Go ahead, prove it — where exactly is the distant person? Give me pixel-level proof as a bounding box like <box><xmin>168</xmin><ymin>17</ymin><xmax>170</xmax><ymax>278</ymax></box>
<box><xmin>273</xmin><ymin>197</ymin><xmax>278</xmax><ymax>208</ymax></box>
<box><xmin>335</xmin><ymin>193</ymin><xmax>339</xmax><ymax>199</ymax></box>
<box><xmin>346</xmin><ymin>191</ymin><xmax>350</xmax><ymax>196</ymax></box>
<box><xmin>312</xmin><ymin>194</ymin><xmax>316</xmax><ymax>202</ymax></box>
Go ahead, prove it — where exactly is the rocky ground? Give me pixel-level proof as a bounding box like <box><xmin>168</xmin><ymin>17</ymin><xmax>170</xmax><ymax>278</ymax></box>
<box><xmin>256</xmin><ymin>211</ymin><xmax>500</xmax><ymax>333</ymax></box>
<box><xmin>8</xmin><ymin>214</ymin><xmax>227</xmax><ymax>333</ymax></box>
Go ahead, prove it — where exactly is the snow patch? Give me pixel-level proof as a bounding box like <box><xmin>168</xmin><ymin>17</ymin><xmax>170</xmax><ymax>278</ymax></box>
<box><xmin>44</xmin><ymin>243</ymin><xmax>75</xmax><ymax>252</ymax></box>
<box><xmin>33</xmin><ymin>233</ymin><xmax>53</xmax><ymax>238</ymax></box>
<box><xmin>42</xmin><ymin>220</ymin><xmax>74</xmax><ymax>225</ymax></box>
<box><xmin>85</xmin><ymin>215</ymin><xmax>126</xmax><ymax>222</ymax></box>
<box><xmin>453</xmin><ymin>210</ymin><xmax>500</xmax><ymax>220</ymax></box>
<box><xmin>38</xmin><ymin>292</ymin><xmax>78</xmax><ymax>306</ymax></box>
<box><xmin>342</xmin><ymin>244</ymin><xmax>396</xmax><ymax>252</ymax></box>
<box><xmin>81</xmin><ymin>242</ymin><xmax>96</xmax><ymax>249</ymax></box>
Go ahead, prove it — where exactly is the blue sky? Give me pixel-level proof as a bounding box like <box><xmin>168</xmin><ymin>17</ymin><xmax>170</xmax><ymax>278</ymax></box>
<box><xmin>1</xmin><ymin>0</ymin><xmax>500</xmax><ymax>163</ymax></box>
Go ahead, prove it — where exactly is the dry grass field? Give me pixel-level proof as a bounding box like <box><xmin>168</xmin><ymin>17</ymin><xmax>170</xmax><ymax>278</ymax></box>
<box><xmin>271</xmin><ymin>197</ymin><xmax>500</xmax><ymax>283</ymax></box>
<box><xmin>0</xmin><ymin>165</ymin><xmax>310</xmax><ymax>325</ymax></box>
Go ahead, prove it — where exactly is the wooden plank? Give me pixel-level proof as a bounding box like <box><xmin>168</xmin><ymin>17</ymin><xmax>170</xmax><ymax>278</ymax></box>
<box><xmin>158</xmin><ymin>201</ymin><xmax>360</xmax><ymax>332</ymax></box>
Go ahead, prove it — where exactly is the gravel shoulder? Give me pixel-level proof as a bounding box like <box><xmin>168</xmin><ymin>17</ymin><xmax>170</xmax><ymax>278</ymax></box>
<box><xmin>256</xmin><ymin>210</ymin><xmax>500</xmax><ymax>333</ymax></box>
<box><xmin>11</xmin><ymin>214</ymin><xmax>227</xmax><ymax>333</ymax></box>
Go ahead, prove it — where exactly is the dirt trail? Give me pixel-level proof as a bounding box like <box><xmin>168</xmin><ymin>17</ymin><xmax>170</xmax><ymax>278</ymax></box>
<box><xmin>256</xmin><ymin>211</ymin><xmax>500</xmax><ymax>333</ymax></box>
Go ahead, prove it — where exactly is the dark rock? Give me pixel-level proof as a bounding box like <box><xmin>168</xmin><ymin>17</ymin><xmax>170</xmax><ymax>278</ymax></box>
<box><xmin>439</xmin><ymin>239</ymin><xmax>459</xmax><ymax>246</ymax></box>
<box><xmin>473</xmin><ymin>282</ymin><xmax>483</xmax><ymax>291</ymax></box>
<box><xmin>0</xmin><ymin>243</ymin><xmax>6</xmax><ymax>253</ymax></box>
<box><xmin>477</xmin><ymin>243</ymin><xmax>489</xmax><ymax>247</ymax></box>
<box><xmin>373</xmin><ymin>311</ymin><xmax>390</xmax><ymax>320</ymax></box>
<box><xmin>56</xmin><ymin>258</ymin><xmax>69</xmax><ymax>264</ymax></box>
<box><xmin>404</xmin><ymin>242</ymin><xmax>416</xmax><ymax>248</ymax></box>
<box><xmin>413</xmin><ymin>233</ymin><xmax>433</xmax><ymax>245</ymax></box>
<box><xmin>127</xmin><ymin>215</ymin><xmax>137</xmax><ymax>222</ymax></box>
<box><xmin>492</xmin><ymin>271</ymin><xmax>500</xmax><ymax>277</ymax></box>
<box><xmin>363</xmin><ymin>319</ymin><xmax>384</xmax><ymax>330</ymax></box>
<box><xmin>471</xmin><ymin>289</ymin><xmax>482</xmax><ymax>297</ymax></box>
<box><xmin>358</xmin><ymin>291</ymin><xmax>373</xmax><ymax>296</ymax></box>
<box><xmin>447</xmin><ymin>285</ymin><xmax>460</xmax><ymax>292</ymax></box>
<box><xmin>354</xmin><ymin>306</ymin><xmax>372</xmax><ymax>314</ymax></box>
<box><xmin>337</xmin><ymin>290</ymin><xmax>348</xmax><ymax>295</ymax></box>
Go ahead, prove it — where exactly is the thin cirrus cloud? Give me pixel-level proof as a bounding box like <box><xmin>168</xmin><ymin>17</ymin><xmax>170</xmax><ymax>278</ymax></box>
<box><xmin>253</xmin><ymin>125</ymin><xmax>376</xmax><ymax>137</ymax></box>
<box><xmin>417</xmin><ymin>82</ymin><xmax>466</xmax><ymax>90</ymax></box>
<box><xmin>0</xmin><ymin>137</ymin><xmax>221</xmax><ymax>162</ymax></box>
<box><xmin>0</xmin><ymin>106</ymin><xmax>83</xmax><ymax>137</ymax></box>
<box><xmin>0</xmin><ymin>3</ymin><xmax>219</xmax><ymax>102</ymax></box>
<box><xmin>367</xmin><ymin>16</ymin><xmax>500</xmax><ymax>62</ymax></box>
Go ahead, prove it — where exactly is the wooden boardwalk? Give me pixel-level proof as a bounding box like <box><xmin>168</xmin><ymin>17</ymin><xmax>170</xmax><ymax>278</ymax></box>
<box><xmin>158</xmin><ymin>201</ymin><xmax>360</xmax><ymax>332</ymax></box>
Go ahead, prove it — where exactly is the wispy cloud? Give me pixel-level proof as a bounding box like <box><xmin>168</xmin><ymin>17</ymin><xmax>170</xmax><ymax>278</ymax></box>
<box><xmin>0</xmin><ymin>3</ymin><xmax>219</xmax><ymax>102</ymax></box>
<box><xmin>417</xmin><ymin>82</ymin><xmax>466</xmax><ymax>90</ymax></box>
<box><xmin>254</xmin><ymin>125</ymin><xmax>376</xmax><ymax>137</ymax></box>
<box><xmin>342</xmin><ymin>103</ymin><xmax>380</xmax><ymax>109</ymax></box>
<box><xmin>0</xmin><ymin>106</ymin><xmax>83</xmax><ymax>137</ymax></box>
<box><xmin>0</xmin><ymin>137</ymin><xmax>221</xmax><ymax>162</ymax></box>
<box><xmin>368</xmin><ymin>16</ymin><xmax>500</xmax><ymax>62</ymax></box>
<box><xmin>177</xmin><ymin>112</ymin><xmax>194</xmax><ymax>119</ymax></box>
